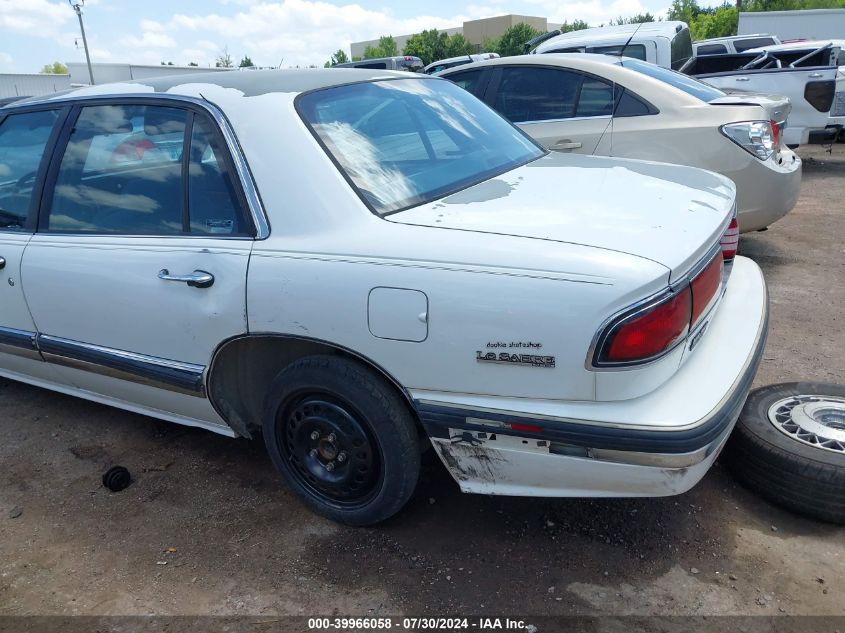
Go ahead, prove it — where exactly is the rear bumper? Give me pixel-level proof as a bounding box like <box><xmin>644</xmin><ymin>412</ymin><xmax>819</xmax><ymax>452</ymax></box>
<box><xmin>417</xmin><ymin>257</ymin><xmax>769</xmax><ymax>497</ymax></box>
<box><xmin>732</xmin><ymin>149</ymin><xmax>802</xmax><ymax>233</ymax></box>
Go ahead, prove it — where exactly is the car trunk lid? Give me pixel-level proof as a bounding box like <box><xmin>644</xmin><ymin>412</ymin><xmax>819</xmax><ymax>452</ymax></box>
<box><xmin>389</xmin><ymin>153</ymin><xmax>735</xmax><ymax>282</ymax></box>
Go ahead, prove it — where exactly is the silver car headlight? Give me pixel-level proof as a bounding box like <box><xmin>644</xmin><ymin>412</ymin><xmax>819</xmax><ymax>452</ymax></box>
<box><xmin>720</xmin><ymin>121</ymin><xmax>775</xmax><ymax>161</ymax></box>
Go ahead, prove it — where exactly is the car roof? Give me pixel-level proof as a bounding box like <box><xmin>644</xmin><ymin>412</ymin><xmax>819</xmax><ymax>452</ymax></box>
<box><xmin>439</xmin><ymin>53</ymin><xmax>625</xmax><ymax>74</ymax></box>
<box><xmin>745</xmin><ymin>39</ymin><xmax>845</xmax><ymax>52</ymax></box>
<box><xmin>536</xmin><ymin>21</ymin><xmax>687</xmax><ymax>52</ymax></box>
<box><xmin>5</xmin><ymin>68</ymin><xmax>434</xmax><ymax>108</ymax></box>
<box><xmin>695</xmin><ymin>34</ymin><xmax>775</xmax><ymax>44</ymax></box>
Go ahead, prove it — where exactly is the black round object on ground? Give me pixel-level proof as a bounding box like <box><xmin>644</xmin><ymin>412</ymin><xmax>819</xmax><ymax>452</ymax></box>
<box><xmin>262</xmin><ymin>355</ymin><xmax>420</xmax><ymax>526</ymax></box>
<box><xmin>102</xmin><ymin>466</ymin><xmax>132</xmax><ymax>492</ymax></box>
<box><xmin>724</xmin><ymin>382</ymin><xmax>845</xmax><ymax>524</ymax></box>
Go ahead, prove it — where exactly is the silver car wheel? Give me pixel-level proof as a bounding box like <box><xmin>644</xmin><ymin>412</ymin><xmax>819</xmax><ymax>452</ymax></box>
<box><xmin>768</xmin><ymin>395</ymin><xmax>845</xmax><ymax>454</ymax></box>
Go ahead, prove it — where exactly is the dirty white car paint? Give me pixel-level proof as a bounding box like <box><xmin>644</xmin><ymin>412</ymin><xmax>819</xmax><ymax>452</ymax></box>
<box><xmin>0</xmin><ymin>70</ymin><xmax>768</xmax><ymax>524</ymax></box>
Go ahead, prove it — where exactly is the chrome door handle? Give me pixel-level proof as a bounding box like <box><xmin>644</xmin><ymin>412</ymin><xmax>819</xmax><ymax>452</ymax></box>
<box><xmin>0</xmin><ymin>256</ymin><xmax>5</xmax><ymax>270</ymax></box>
<box><xmin>551</xmin><ymin>140</ymin><xmax>582</xmax><ymax>150</ymax></box>
<box><xmin>158</xmin><ymin>269</ymin><xmax>214</xmax><ymax>288</ymax></box>
<box><xmin>735</xmin><ymin>77</ymin><xmax>750</xmax><ymax>82</ymax></box>
<box><xmin>809</xmin><ymin>72</ymin><xmax>823</xmax><ymax>78</ymax></box>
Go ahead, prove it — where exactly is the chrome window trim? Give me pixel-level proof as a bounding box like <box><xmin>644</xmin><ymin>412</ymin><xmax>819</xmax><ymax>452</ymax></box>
<box><xmin>14</xmin><ymin>93</ymin><xmax>270</xmax><ymax>240</ymax></box>
<box><xmin>585</xmin><ymin>240</ymin><xmax>725</xmax><ymax>372</ymax></box>
<box><xmin>517</xmin><ymin>114</ymin><xmax>613</xmax><ymax>125</ymax></box>
<box><xmin>37</xmin><ymin>334</ymin><xmax>206</xmax><ymax>396</ymax></box>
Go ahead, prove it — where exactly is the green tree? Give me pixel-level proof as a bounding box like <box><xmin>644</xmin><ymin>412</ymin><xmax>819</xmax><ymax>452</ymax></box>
<box><xmin>558</xmin><ymin>19</ymin><xmax>590</xmax><ymax>34</ymax></box>
<box><xmin>40</xmin><ymin>61</ymin><xmax>68</xmax><ymax>74</ymax></box>
<box><xmin>445</xmin><ymin>34</ymin><xmax>475</xmax><ymax>57</ymax></box>
<box><xmin>403</xmin><ymin>29</ymin><xmax>450</xmax><ymax>65</ymax></box>
<box><xmin>364</xmin><ymin>35</ymin><xmax>399</xmax><ymax>58</ymax></box>
<box><xmin>239</xmin><ymin>55</ymin><xmax>255</xmax><ymax>68</ymax></box>
<box><xmin>496</xmin><ymin>23</ymin><xmax>543</xmax><ymax>57</ymax></box>
<box><xmin>326</xmin><ymin>49</ymin><xmax>349</xmax><ymax>66</ymax></box>
<box><xmin>611</xmin><ymin>12</ymin><xmax>656</xmax><ymax>24</ymax></box>
<box><xmin>160</xmin><ymin>61</ymin><xmax>175</xmax><ymax>65</ymax></box>
<box><xmin>480</xmin><ymin>36</ymin><xmax>500</xmax><ymax>53</ymax></box>
<box><xmin>188</xmin><ymin>62</ymin><xmax>198</xmax><ymax>66</ymax></box>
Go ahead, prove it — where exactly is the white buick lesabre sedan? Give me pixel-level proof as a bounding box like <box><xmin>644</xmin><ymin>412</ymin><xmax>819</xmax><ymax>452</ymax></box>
<box><xmin>0</xmin><ymin>70</ymin><xmax>767</xmax><ymax>525</ymax></box>
<box><xmin>439</xmin><ymin>54</ymin><xmax>802</xmax><ymax>233</ymax></box>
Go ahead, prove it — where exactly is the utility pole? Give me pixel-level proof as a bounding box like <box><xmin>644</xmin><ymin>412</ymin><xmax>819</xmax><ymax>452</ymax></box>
<box><xmin>69</xmin><ymin>0</ymin><xmax>95</xmax><ymax>85</ymax></box>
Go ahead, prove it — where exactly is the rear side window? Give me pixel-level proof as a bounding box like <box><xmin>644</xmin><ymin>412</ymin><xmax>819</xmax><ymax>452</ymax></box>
<box><xmin>495</xmin><ymin>67</ymin><xmax>581</xmax><ymax>122</ymax></box>
<box><xmin>734</xmin><ymin>37</ymin><xmax>776</xmax><ymax>52</ymax></box>
<box><xmin>443</xmin><ymin>69</ymin><xmax>484</xmax><ymax>96</ymax></box>
<box><xmin>44</xmin><ymin>104</ymin><xmax>252</xmax><ymax>236</ymax></box>
<box><xmin>614</xmin><ymin>89</ymin><xmax>653</xmax><ymax>117</ymax></box>
<box><xmin>696</xmin><ymin>44</ymin><xmax>728</xmax><ymax>55</ymax></box>
<box><xmin>0</xmin><ymin>110</ymin><xmax>59</xmax><ymax>230</ymax></box>
<box><xmin>671</xmin><ymin>27</ymin><xmax>694</xmax><ymax>70</ymax></box>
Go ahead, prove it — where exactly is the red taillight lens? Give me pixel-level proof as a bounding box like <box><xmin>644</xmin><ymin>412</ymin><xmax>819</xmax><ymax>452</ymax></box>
<box><xmin>770</xmin><ymin>120</ymin><xmax>780</xmax><ymax>148</ymax></box>
<box><xmin>721</xmin><ymin>218</ymin><xmax>739</xmax><ymax>260</ymax></box>
<box><xmin>690</xmin><ymin>254</ymin><xmax>723</xmax><ymax>325</ymax></box>
<box><xmin>601</xmin><ymin>287</ymin><xmax>692</xmax><ymax>364</ymax></box>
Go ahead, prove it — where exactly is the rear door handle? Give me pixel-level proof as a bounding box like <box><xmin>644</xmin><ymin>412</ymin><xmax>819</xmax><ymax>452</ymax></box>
<box><xmin>158</xmin><ymin>269</ymin><xmax>214</xmax><ymax>288</ymax></box>
<box><xmin>735</xmin><ymin>77</ymin><xmax>750</xmax><ymax>82</ymax></box>
<box><xmin>809</xmin><ymin>72</ymin><xmax>824</xmax><ymax>78</ymax></box>
<box><xmin>551</xmin><ymin>140</ymin><xmax>582</xmax><ymax>150</ymax></box>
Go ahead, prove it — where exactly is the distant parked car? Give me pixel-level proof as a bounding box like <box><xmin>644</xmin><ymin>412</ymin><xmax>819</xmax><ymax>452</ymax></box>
<box><xmin>424</xmin><ymin>52</ymin><xmax>499</xmax><ymax>74</ymax></box>
<box><xmin>441</xmin><ymin>53</ymin><xmax>802</xmax><ymax>232</ymax></box>
<box><xmin>333</xmin><ymin>56</ymin><xmax>423</xmax><ymax>72</ymax></box>
<box><xmin>694</xmin><ymin>34</ymin><xmax>782</xmax><ymax>56</ymax></box>
<box><xmin>0</xmin><ymin>69</ymin><xmax>767</xmax><ymax>525</ymax></box>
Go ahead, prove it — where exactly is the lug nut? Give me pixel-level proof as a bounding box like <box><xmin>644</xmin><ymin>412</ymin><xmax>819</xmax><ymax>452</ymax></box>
<box><xmin>337</xmin><ymin>452</ymin><xmax>347</xmax><ymax>463</ymax></box>
<box><xmin>327</xmin><ymin>433</ymin><xmax>337</xmax><ymax>443</ymax></box>
<box><xmin>325</xmin><ymin>461</ymin><xmax>336</xmax><ymax>472</ymax></box>
<box><xmin>310</xmin><ymin>431</ymin><xmax>320</xmax><ymax>441</ymax></box>
<box><xmin>309</xmin><ymin>448</ymin><xmax>318</xmax><ymax>458</ymax></box>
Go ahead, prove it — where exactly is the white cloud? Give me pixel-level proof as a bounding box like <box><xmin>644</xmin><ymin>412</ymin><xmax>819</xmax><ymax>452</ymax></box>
<box><xmin>121</xmin><ymin>31</ymin><xmax>178</xmax><ymax>49</ymax></box>
<box><xmin>0</xmin><ymin>0</ymin><xmax>72</xmax><ymax>38</ymax></box>
<box><xmin>0</xmin><ymin>51</ymin><xmax>13</xmax><ymax>72</ymax></box>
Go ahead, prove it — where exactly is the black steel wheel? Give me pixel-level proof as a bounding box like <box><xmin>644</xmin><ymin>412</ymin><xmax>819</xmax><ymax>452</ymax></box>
<box><xmin>263</xmin><ymin>355</ymin><xmax>420</xmax><ymax>525</ymax></box>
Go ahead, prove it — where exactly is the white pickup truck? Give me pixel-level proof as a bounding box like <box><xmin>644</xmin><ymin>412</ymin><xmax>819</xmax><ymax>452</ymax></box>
<box><xmin>531</xmin><ymin>22</ymin><xmax>839</xmax><ymax>147</ymax></box>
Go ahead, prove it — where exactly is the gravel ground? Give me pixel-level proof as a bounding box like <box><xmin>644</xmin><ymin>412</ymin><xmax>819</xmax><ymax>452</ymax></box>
<box><xmin>0</xmin><ymin>145</ymin><xmax>843</xmax><ymax>619</ymax></box>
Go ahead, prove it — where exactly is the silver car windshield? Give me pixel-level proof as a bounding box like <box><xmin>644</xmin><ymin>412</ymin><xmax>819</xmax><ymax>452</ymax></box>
<box><xmin>297</xmin><ymin>78</ymin><xmax>544</xmax><ymax>215</ymax></box>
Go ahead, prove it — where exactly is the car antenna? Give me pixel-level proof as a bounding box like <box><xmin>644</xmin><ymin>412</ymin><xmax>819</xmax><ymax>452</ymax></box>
<box><xmin>615</xmin><ymin>21</ymin><xmax>645</xmax><ymax>59</ymax></box>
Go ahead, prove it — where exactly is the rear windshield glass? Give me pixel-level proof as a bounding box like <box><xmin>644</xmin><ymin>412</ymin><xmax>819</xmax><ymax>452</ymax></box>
<box><xmin>297</xmin><ymin>78</ymin><xmax>544</xmax><ymax>215</ymax></box>
<box><xmin>621</xmin><ymin>58</ymin><xmax>726</xmax><ymax>102</ymax></box>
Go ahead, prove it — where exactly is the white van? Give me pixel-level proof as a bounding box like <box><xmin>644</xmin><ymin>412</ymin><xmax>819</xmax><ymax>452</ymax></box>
<box><xmin>532</xmin><ymin>21</ymin><xmax>693</xmax><ymax>70</ymax></box>
<box><xmin>694</xmin><ymin>34</ymin><xmax>782</xmax><ymax>56</ymax></box>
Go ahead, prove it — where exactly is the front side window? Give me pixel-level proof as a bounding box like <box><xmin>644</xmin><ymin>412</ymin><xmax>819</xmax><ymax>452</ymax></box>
<box><xmin>45</xmin><ymin>104</ymin><xmax>251</xmax><ymax>236</ymax></box>
<box><xmin>591</xmin><ymin>44</ymin><xmax>648</xmax><ymax>61</ymax></box>
<box><xmin>0</xmin><ymin>109</ymin><xmax>60</xmax><ymax>230</ymax></box>
<box><xmin>621</xmin><ymin>58</ymin><xmax>726</xmax><ymax>103</ymax></box>
<box><xmin>495</xmin><ymin>67</ymin><xmax>582</xmax><ymax>122</ymax></box>
<box><xmin>297</xmin><ymin>78</ymin><xmax>543</xmax><ymax>215</ymax></box>
<box><xmin>576</xmin><ymin>77</ymin><xmax>615</xmax><ymax>117</ymax></box>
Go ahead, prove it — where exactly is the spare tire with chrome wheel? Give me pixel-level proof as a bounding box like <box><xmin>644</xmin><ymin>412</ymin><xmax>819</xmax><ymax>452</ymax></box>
<box><xmin>262</xmin><ymin>355</ymin><xmax>420</xmax><ymax>526</ymax></box>
<box><xmin>724</xmin><ymin>382</ymin><xmax>845</xmax><ymax>524</ymax></box>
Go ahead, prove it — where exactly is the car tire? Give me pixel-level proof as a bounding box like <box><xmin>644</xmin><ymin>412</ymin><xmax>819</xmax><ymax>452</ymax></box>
<box><xmin>723</xmin><ymin>382</ymin><xmax>845</xmax><ymax>524</ymax></box>
<box><xmin>262</xmin><ymin>355</ymin><xmax>420</xmax><ymax>526</ymax></box>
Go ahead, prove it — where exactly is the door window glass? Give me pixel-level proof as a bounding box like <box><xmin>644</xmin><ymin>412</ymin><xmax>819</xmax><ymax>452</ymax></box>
<box><xmin>576</xmin><ymin>77</ymin><xmax>615</xmax><ymax>117</ymax></box>
<box><xmin>187</xmin><ymin>116</ymin><xmax>250</xmax><ymax>236</ymax></box>
<box><xmin>495</xmin><ymin>67</ymin><xmax>581</xmax><ymax>122</ymax></box>
<box><xmin>614</xmin><ymin>89</ymin><xmax>653</xmax><ymax>117</ymax></box>
<box><xmin>46</xmin><ymin>105</ymin><xmax>187</xmax><ymax>234</ymax></box>
<box><xmin>443</xmin><ymin>69</ymin><xmax>484</xmax><ymax>96</ymax></box>
<box><xmin>734</xmin><ymin>37</ymin><xmax>777</xmax><ymax>52</ymax></box>
<box><xmin>0</xmin><ymin>110</ymin><xmax>59</xmax><ymax>230</ymax></box>
<box><xmin>591</xmin><ymin>44</ymin><xmax>647</xmax><ymax>61</ymax></box>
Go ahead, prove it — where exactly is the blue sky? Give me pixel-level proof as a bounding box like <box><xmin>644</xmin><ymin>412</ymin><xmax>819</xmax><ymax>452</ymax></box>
<box><xmin>0</xmin><ymin>0</ymin><xmax>675</xmax><ymax>73</ymax></box>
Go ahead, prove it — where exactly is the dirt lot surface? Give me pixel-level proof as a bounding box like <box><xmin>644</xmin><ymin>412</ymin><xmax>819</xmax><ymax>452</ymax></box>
<box><xmin>1</xmin><ymin>146</ymin><xmax>844</xmax><ymax>620</ymax></box>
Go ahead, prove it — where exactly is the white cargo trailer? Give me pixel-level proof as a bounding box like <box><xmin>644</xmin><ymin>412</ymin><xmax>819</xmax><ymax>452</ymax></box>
<box><xmin>738</xmin><ymin>9</ymin><xmax>845</xmax><ymax>41</ymax></box>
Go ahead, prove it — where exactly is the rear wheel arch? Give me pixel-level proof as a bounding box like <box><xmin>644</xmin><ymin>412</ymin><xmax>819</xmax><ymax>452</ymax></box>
<box><xmin>206</xmin><ymin>333</ymin><xmax>420</xmax><ymax>438</ymax></box>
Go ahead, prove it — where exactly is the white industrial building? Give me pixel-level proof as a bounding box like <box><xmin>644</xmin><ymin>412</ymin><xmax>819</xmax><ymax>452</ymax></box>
<box><xmin>1</xmin><ymin>62</ymin><xmax>233</xmax><ymax>100</ymax></box>
<box><xmin>738</xmin><ymin>9</ymin><xmax>845</xmax><ymax>41</ymax></box>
